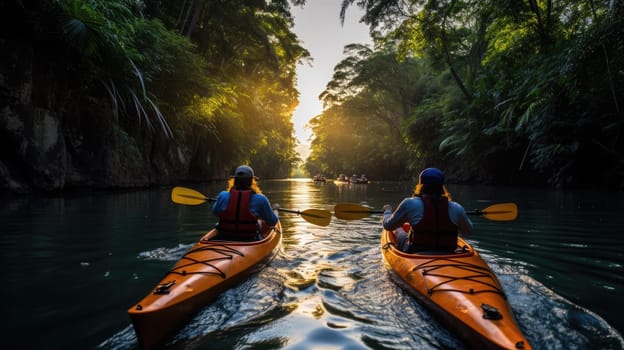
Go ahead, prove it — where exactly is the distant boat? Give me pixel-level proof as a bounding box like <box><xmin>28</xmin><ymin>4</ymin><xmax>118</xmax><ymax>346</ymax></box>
<box><xmin>349</xmin><ymin>174</ymin><xmax>370</xmax><ymax>184</ymax></box>
<box><xmin>312</xmin><ymin>174</ymin><xmax>326</xmax><ymax>182</ymax></box>
<box><xmin>335</xmin><ymin>174</ymin><xmax>349</xmax><ymax>184</ymax></box>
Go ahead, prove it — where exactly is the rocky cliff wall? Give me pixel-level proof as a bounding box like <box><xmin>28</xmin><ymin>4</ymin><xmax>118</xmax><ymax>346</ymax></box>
<box><xmin>0</xmin><ymin>40</ymin><xmax>211</xmax><ymax>193</ymax></box>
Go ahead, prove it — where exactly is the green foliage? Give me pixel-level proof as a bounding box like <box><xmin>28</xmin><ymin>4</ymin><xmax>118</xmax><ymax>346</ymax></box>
<box><xmin>328</xmin><ymin>0</ymin><xmax>624</xmax><ymax>188</ymax></box>
<box><xmin>307</xmin><ymin>48</ymin><xmax>432</xmax><ymax>179</ymax></box>
<box><xmin>162</xmin><ymin>0</ymin><xmax>309</xmax><ymax>175</ymax></box>
<box><xmin>7</xmin><ymin>0</ymin><xmax>310</xmax><ymax>179</ymax></box>
<box><xmin>57</xmin><ymin>0</ymin><xmax>175</xmax><ymax>137</ymax></box>
<box><xmin>7</xmin><ymin>0</ymin><xmax>623</xmax><ymax>186</ymax></box>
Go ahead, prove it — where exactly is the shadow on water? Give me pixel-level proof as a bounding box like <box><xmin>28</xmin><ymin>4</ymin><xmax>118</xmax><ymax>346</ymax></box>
<box><xmin>2</xmin><ymin>179</ymin><xmax>623</xmax><ymax>349</ymax></box>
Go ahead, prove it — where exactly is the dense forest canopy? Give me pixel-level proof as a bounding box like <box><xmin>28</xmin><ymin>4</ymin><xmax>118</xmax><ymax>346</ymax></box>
<box><xmin>306</xmin><ymin>0</ymin><xmax>624</xmax><ymax>188</ymax></box>
<box><xmin>0</xmin><ymin>0</ymin><xmax>622</xmax><ymax>192</ymax></box>
<box><xmin>0</xmin><ymin>0</ymin><xmax>309</xmax><ymax>192</ymax></box>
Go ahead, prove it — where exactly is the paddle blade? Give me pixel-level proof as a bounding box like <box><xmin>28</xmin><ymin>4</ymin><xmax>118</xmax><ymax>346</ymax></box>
<box><xmin>334</xmin><ymin>203</ymin><xmax>377</xmax><ymax>220</ymax></box>
<box><xmin>480</xmin><ymin>202</ymin><xmax>518</xmax><ymax>221</ymax></box>
<box><xmin>300</xmin><ymin>209</ymin><xmax>332</xmax><ymax>226</ymax></box>
<box><xmin>171</xmin><ymin>186</ymin><xmax>210</xmax><ymax>205</ymax></box>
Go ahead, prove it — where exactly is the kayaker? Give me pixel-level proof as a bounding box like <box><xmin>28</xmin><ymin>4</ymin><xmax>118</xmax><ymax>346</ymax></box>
<box><xmin>212</xmin><ymin>165</ymin><xmax>279</xmax><ymax>240</ymax></box>
<box><xmin>381</xmin><ymin>167</ymin><xmax>473</xmax><ymax>252</ymax></box>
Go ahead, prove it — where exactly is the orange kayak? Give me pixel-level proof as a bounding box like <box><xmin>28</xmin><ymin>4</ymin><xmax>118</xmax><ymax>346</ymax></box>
<box><xmin>381</xmin><ymin>229</ymin><xmax>531</xmax><ymax>350</ymax></box>
<box><xmin>128</xmin><ymin>222</ymin><xmax>282</xmax><ymax>349</ymax></box>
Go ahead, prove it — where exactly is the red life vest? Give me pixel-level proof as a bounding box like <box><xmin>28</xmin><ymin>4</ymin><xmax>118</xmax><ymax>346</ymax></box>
<box><xmin>216</xmin><ymin>190</ymin><xmax>259</xmax><ymax>240</ymax></box>
<box><xmin>408</xmin><ymin>195</ymin><xmax>458</xmax><ymax>252</ymax></box>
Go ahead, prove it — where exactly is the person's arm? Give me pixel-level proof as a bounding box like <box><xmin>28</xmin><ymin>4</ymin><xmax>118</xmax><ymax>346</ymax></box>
<box><xmin>382</xmin><ymin>198</ymin><xmax>410</xmax><ymax>230</ymax></box>
<box><xmin>449</xmin><ymin>201</ymin><xmax>473</xmax><ymax>236</ymax></box>
<box><xmin>212</xmin><ymin>192</ymin><xmax>228</xmax><ymax>216</ymax></box>
<box><xmin>253</xmin><ymin>194</ymin><xmax>279</xmax><ymax>226</ymax></box>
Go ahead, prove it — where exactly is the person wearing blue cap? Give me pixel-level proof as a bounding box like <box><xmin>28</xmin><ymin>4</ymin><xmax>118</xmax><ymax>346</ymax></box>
<box><xmin>212</xmin><ymin>165</ymin><xmax>279</xmax><ymax>241</ymax></box>
<box><xmin>382</xmin><ymin>167</ymin><xmax>473</xmax><ymax>252</ymax></box>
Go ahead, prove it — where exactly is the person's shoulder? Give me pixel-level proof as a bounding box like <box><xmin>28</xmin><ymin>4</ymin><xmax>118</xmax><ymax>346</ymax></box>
<box><xmin>251</xmin><ymin>192</ymin><xmax>270</xmax><ymax>200</ymax></box>
<box><xmin>399</xmin><ymin>197</ymin><xmax>421</xmax><ymax>208</ymax></box>
<box><xmin>448</xmin><ymin>200</ymin><xmax>466</xmax><ymax>210</ymax></box>
<box><xmin>405</xmin><ymin>196</ymin><xmax>422</xmax><ymax>204</ymax></box>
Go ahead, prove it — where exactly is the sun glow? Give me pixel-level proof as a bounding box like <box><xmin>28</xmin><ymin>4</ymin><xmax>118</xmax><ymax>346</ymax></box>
<box><xmin>291</xmin><ymin>3</ymin><xmax>372</xmax><ymax>162</ymax></box>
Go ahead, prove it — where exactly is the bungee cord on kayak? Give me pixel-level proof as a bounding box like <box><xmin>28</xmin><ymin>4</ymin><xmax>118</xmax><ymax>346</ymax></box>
<box><xmin>381</xmin><ymin>229</ymin><xmax>531</xmax><ymax>349</ymax></box>
<box><xmin>414</xmin><ymin>258</ymin><xmax>506</xmax><ymax>298</ymax></box>
<box><xmin>129</xmin><ymin>223</ymin><xmax>283</xmax><ymax>349</ymax></box>
<box><xmin>167</xmin><ymin>244</ymin><xmax>246</xmax><ymax>279</ymax></box>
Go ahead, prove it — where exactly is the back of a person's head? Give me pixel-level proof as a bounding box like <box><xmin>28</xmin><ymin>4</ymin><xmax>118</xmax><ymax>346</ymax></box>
<box><xmin>420</xmin><ymin>183</ymin><xmax>444</xmax><ymax>196</ymax></box>
<box><xmin>419</xmin><ymin>168</ymin><xmax>444</xmax><ymax>185</ymax></box>
<box><xmin>227</xmin><ymin>165</ymin><xmax>261</xmax><ymax>193</ymax></box>
<box><xmin>233</xmin><ymin>165</ymin><xmax>253</xmax><ymax>189</ymax></box>
<box><xmin>227</xmin><ymin>177</ymin><xmax>261</xmax><ymax>193</ymax></box>
<box><xmin>413</xmin><ymin>167</ymin><xmax>451</xmax><ymax>200</ymax></box>
<box><xmin>234</xmin><ymin>177</ymin><xmax>252</xmax><ymax>189</ymax></box>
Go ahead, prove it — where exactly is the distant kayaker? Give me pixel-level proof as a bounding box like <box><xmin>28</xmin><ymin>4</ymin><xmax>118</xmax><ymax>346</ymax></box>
<box><xmin>212</xmin><ymin>165</ymin><xmax>279</xmax><ymax>240</ymax></box>
<box><xmin>381</xmin><ymin>167</ymin><xmax>473</xmax><ymax>252</ymax></box>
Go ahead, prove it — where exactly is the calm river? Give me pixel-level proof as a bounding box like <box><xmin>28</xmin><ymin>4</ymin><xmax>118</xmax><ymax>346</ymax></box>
<box><xmin>2</xmin><ymin>179</ymin><xmax>623</xmax><ymax>349</ymax></box>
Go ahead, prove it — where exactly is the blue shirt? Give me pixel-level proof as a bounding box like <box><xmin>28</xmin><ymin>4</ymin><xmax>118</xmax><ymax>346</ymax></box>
<box><xmin>212</xmin><ymin>191</ymin><xmax>279</xmax><ymax>226</ymax></box>
<box><xmin>382</xmin><ymin>197</ymin><xmax>473</xmax><ymax>235</ymax></box>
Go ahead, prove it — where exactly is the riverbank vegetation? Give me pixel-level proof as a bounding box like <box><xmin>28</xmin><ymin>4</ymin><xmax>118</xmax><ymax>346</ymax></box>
<box><xmin>1</xmin><ymin>1</ymin><xmax>622</xmax><ymax>192</ymax></box>
<box><xmin>0</xmin><ymin>0</ymin><xmax>308</xmax><ymax>192</ymax></box>
<box><xmin>306</xmin><ymin>0</ymin><xmax>623</xmax><ymax>188</ymax></box>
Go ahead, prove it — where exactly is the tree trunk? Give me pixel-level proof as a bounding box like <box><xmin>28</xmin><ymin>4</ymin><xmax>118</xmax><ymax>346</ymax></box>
<box><xmin>185</xmin><ymin>0</ymin><xmax>205</xmax><ymax>38</ymax></box>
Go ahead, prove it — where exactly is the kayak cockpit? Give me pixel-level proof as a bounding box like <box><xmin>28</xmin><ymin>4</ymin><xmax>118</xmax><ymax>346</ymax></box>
<box><xmin>383</xmin><ymin>228</ymin><xmax>473</xmax><ymax>257</ymax></box>
<box><xmin>199</xmin><ymin>221</ymin><xmax>276</xmax><ymax>244</ymax></box>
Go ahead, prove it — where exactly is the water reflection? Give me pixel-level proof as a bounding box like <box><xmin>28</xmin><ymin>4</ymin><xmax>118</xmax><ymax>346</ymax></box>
<box><xmin>2</xmin><ymin>180</ymin><xmax>623</xmax><ymax>349</ymax></box>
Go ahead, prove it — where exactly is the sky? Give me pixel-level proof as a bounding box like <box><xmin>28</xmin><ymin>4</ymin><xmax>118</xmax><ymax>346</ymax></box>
<box><xmin>290</xmin><ymin>1</ymin><xmax>372</xmax><ymax>160</ymax></box>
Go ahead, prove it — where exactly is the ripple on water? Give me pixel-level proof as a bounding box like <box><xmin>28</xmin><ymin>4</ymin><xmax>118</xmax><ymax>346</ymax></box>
<box><xmin>137</xmin><ymin>243</ymin><xmax>192</xmax><ymax>261</ymax></box>
<box><xmin>8</xmin><ymin>180</ymin><xmax>624</xmax><ymax>350</ymax></box>
<box><xmin>101</xmin><ymin>235</ymin><xmax>624</xmax><ymax>350</ymax></box>
<box><xmin>169</xmin><ymin>266</ymin><xmax>294</xmax><ymax>348</ymax></box>
<box><xmin>490</xmin><ymin>264</ymin><xmax>624</xmax><ymax>350</ymax></box>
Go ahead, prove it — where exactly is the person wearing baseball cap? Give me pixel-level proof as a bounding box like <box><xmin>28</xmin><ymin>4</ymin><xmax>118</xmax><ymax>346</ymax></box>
<box><xmin>212</xmin><ymin>165</ymin><xmax>279</xmax><ymax>240</ymax></box>
<box><xmin>381</xmin><ymin>167</ymin><xmax>473</xmax><ymax>252</ymax></box>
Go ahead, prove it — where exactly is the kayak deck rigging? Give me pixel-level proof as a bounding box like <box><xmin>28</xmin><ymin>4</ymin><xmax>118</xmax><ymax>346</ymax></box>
<box><xmin>413</xmin><ymin>258</ymin><xmax>506</xmax><ymax>298</ymax></box>
<box><xmin>129</xmin><ymin>223</ymin><xmax>282</xmax><ymax>350</ymax></box>
<box><xmin>381</xmin><ymin>228</ymin><xmax>531</xmax><ymax>349</ymax></box>
<box><xmin>166</xmin><ymin>243</ymin><xmax>246</xmax><ymax>279</ymax></box>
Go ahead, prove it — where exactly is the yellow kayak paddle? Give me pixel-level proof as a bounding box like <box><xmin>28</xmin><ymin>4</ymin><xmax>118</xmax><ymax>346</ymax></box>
<box><xmin>334</xmin><ymin>202</ymin><xmax>518</xmax><ymax>221</ymax></box>
<box><xmin>171</xmin><ymin>186</ymin><xmax>331</xmax><ymax>226</ymax></box>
